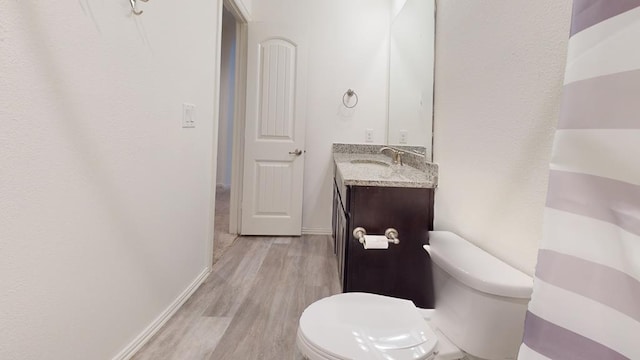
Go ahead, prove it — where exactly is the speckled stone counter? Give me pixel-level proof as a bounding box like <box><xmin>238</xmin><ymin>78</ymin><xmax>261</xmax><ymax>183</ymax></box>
<box><xmin>333</xmin><ymin>144</ymin><xmax>438</xmax><ymax>188</ymax></box>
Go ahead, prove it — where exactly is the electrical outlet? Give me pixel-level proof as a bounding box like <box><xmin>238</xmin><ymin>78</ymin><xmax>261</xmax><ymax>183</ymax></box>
<box><xmin>365</xmin><ymin>128</ymin><xmax>374</xmax><ymax>143</ymax></box>
<box><xmin>182</xmin><ymin>103</ymin><xmax>196</xmax><ymax>128</ymax></box>
<box><xmin>399</xmin><ymin>130</ymin><xmax>408</xmax><ymax>144</ymax></box>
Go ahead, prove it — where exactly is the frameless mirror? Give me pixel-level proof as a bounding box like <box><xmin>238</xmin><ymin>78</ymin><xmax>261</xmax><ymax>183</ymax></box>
<box><xmin>387</xmin><ymin>0</ymin><xmax>435</xmax><ymax>158</ymax></box>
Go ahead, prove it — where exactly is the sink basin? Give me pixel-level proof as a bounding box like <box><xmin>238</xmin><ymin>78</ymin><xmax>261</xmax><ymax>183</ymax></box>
<box><xmin>349</xmin><ymin>159</ymin><xmax>390</xmax><ymax>168</ymax></box>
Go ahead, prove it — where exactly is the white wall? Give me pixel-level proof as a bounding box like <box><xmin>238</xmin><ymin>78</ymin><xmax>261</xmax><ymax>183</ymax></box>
<box><xmin>391</xmin><ymin>0</ymin><xmax>408</xmax><ymax>19</ymax></box>
<box><xmin>217</xmin><ymin>8</ymin><xmax>237</xmax><ymax>187</ymax></box>
<box><xmin>251</xmin><ymin>0</ymin><xmax>391</xmax><ymax>233</ymax></box>
<box><xmin>0</xmin><ymin>1</ymin><xmax>221</xmax><ymax>359</ymax></box>
<box><xmin>433</xmin><ymin>0</ymin><xmax>573</xmax><ymax>274</ymax></box>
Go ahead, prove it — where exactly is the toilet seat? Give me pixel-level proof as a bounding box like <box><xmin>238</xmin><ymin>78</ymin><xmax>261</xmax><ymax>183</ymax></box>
<box><xmin>297</xmin><ymin>293</ymin><xmax>439</xmax><ymax>360</ymax></box>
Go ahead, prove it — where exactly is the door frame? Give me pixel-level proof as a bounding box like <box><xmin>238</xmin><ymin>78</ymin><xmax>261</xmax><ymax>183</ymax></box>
<box><xmin>209</xmin><ymin>0</ymin><xmax>248</xmax><ymax>268</ymax></box>
<box><xmin>224</xmin><ymin>0</ymin><xmax>248</xmax><ymax>236</ymax></box>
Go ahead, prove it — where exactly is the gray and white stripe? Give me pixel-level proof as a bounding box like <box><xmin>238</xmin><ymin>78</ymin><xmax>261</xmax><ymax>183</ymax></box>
<box><xmin>519</xmin><ymin>1</ymin><xmax>640</xmax><ymax>359</ymax></box>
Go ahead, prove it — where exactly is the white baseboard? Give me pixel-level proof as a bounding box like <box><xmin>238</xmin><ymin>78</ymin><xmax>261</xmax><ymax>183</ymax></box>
<box><xmin>302</xmin><ymin>227</ymin><xmax>332</xmax><ymax>235</ymax></box>
<box><xmin>112</xmin><ymin>267</ymin><xmax>211</xmax><ymax>360</ymax></box>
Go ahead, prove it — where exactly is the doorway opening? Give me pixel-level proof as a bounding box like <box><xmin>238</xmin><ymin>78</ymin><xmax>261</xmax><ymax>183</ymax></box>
<box><xmin>213</xmin><ymin>2</ymin><xmax>247</xmax><ymax>264</ymax></box>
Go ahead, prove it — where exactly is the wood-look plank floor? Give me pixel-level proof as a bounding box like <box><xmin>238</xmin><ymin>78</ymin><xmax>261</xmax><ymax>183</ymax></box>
<box><xmin>132</xmin><ymin>235</ymin><xmax>341</xmax><ymax>360</ymax></box>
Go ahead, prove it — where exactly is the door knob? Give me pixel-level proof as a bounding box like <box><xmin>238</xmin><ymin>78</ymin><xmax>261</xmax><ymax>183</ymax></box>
<box><xmin>289</xmin><ymin>149</ymin><xmax>303</xmax><ymax>156</ymax></box>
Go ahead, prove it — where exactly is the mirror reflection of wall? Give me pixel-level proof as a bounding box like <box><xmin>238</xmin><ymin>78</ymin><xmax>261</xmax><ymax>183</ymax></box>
<box><xmin>387</xmin><ymin>0</ymin><xmax>435</xmax><ymax>158</ymax></box>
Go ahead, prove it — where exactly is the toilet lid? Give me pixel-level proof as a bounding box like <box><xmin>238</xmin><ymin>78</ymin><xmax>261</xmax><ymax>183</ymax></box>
<box><xmin>298</xmin><ymin>293</ymin><xmax>438</xmax><ymax>360</ymax></box>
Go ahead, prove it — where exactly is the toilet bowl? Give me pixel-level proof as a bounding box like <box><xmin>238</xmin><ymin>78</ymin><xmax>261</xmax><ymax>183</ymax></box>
<box><xmin>297</xmin><ymin>231</ymin><xmax>533</xmax><ymax>360</ymax></box>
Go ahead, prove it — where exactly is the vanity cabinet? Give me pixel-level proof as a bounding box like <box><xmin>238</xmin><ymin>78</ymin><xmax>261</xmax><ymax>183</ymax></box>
<box><xmin>332</xmin><ymin>167</ymin><xmax>435</xmax><ymax>308</ymax></box>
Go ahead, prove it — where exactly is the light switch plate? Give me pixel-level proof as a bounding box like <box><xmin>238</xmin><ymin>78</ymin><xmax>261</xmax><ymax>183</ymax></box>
<box><xmin>182</xmin><ymin>103</ymin><xmax>196</xmax><ymax>128</ymax></box>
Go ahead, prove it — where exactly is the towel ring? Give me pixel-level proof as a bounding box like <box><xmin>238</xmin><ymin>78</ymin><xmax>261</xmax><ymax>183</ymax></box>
<box><xmin>129</xmin><ymin>0</ymin><xmax>148</xmax><ymax>15</ymax></box>
<box><xmin>342</xmin><ymin>89</ymin><xmax>358</xmax><ymax>109</ymax></box>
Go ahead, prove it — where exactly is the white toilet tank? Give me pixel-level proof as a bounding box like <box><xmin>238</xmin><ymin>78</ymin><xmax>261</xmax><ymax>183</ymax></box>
<box><xmin>425</xmin><ymin>231</ymin><xmax>533</xmax><ymax>360</ymax></box>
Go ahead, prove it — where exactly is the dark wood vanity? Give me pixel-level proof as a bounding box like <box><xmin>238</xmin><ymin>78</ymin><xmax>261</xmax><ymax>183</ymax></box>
<box><xmin>332</xmin><ymin>163</ymin><xmax>435</xmax><ymax>308</ymax></box>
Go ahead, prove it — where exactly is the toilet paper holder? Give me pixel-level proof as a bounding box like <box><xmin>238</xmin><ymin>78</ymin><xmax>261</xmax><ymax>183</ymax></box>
<box><xmin>353</xmin><ymin>227</ymin><xmax>400</xmax><ymax>244</ymax></box>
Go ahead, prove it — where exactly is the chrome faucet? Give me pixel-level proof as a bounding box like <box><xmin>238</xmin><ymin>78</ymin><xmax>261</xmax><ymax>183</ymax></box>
<box><xmin>379</xmin><ymin>146</ymin><xmax>404</xmax><ymax>166</ymax></box>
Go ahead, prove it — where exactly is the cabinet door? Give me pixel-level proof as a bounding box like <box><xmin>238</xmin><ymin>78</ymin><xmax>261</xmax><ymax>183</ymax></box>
<box><xmin>332</xmin><ymin>182</ymin><xmax>338</xmax><ymax>253</ymax></box>
<box><xmin>346</xmin><ymin>186</ymin><xmax>434</xmax><ymax>308</ymax></box>
<box><xmin>335</xmin><ymin>204</ymin><xmax>348</xmax><ymax>290</ymax></box>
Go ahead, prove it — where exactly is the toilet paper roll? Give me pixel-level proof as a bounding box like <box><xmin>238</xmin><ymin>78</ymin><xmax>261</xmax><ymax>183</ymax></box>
<box><xmin>363</xmin><ymin>235</ymin><xmax>389</xmax><ymax>250</ymax></box>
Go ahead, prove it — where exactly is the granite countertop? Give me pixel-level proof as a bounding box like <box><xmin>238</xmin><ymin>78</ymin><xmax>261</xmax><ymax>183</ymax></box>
<box><xmin>333</xmin><ymin>151</ymin><xmax>438</xmax><ymax>188</ymax></box>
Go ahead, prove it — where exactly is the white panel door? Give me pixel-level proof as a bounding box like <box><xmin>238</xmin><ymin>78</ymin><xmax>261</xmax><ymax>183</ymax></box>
<box><xmin>241</xmin><ymin>23</ymin><xmax>307</xmax><ymax>235</ymax></box>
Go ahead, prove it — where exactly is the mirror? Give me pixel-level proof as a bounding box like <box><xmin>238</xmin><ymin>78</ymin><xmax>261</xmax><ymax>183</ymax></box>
<box><xmin>387</xmin><ymin>0</ymin><xmax>435</xmax><ymax>158</ymax></box>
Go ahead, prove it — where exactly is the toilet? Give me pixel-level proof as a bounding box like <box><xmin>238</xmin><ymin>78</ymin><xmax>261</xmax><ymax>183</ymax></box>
<box><xmin>296</xmin><ymin>231</ymin><xmax>533</xmax><ymax>360</ymax></box>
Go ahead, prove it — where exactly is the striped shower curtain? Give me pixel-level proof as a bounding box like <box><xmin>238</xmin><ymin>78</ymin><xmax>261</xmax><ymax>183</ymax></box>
<box><xmin>518</xmin><ymin>1</ymin><xmax>640</xmax><ymax>359</ymax></box>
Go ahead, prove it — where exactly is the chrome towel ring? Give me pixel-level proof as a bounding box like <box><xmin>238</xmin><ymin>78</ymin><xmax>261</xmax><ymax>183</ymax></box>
<box><xmin>342</xmin><ymin>89</ymin><xmax>359</xmax><ymax>109</ymax></box>
<box><xmin>129</xmin><ymin>0</ymin><xmax>149</xmax><ymax>16</ymax></box>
